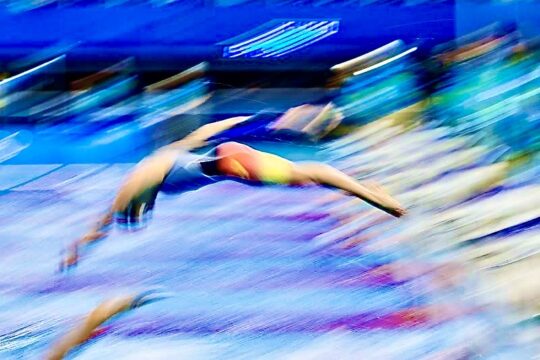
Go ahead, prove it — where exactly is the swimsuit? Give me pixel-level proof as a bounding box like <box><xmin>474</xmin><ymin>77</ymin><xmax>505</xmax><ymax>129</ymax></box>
<box><xmin>114</xmin><ymin>151</ymin><xmax>216</xmax><ymax>230</ymax></box>
<box><xmin>160</xmin><ymin>151</ymin><xmax>217</xmax><ymax>193</ymax></box>
<box><xmin>215</xmin><ymin>142</ymin><xmax>293</xmax><ymax>185</ymax></box>
<box><xmin>114</xmin><ymin>142</ymin><xmax>294</xmax><ymax>229</ymax></box>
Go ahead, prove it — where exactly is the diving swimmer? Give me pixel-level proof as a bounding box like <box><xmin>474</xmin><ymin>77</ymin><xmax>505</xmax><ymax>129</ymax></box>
<box><xmin>60</xmin><ymin>110</ymin><xmax>406</xmax><ymax>270</ymax></box>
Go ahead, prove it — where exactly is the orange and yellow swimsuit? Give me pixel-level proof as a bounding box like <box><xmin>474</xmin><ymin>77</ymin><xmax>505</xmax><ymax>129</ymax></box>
<box><xmin>115</xmin><ymin>142</ymin><xmax>294</xmax><ymax>229</ymax></box>
<box><xmin>215</xmin><ymin>142</ymin><xmax>293</xmax><ymax>185</ymax></box>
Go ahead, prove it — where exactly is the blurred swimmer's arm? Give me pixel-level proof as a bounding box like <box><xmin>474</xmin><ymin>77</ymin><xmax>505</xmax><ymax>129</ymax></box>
<box><xmin>59</xmin><ymin>211</ymin><xmax>114</xmax><ymax>271</ymax></box>
<box><xmin>46</xmin><ymin>290</ymin><xmax>165</xmax><ymax>360</ymax></box>
<box><xmin>59</xmin><ymin>156</ymin><xmax>173</xmax><ymax>272</ymax></box>
<box><xmin>291</xmin><ymin>162</ymin><xmax>406</xmax><ymax>217</ymax></box>
<box><xmin>163</xmin><ymin>116</ymin><xmax>251</xmax><ymax>151</ymax></box>
<box><xmin>45</xmin><ymin>294</ymin><xmax>135</xmax><ymax>360</ymax></box>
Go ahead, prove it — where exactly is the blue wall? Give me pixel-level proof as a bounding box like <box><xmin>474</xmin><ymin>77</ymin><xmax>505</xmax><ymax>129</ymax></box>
<box><xmin>0</xmin><ymin>4</ymin><xmax>455</xmax><ymax>69</ymax></box>
<box><xmin>456</xmin><ymin>2</ymin><xmax>540</xmax><ymax>39</ymax></box>
<box><xmin>5</xmin><ymin>2</ymin><xmax>539</xmax><ymax>71</ymax></box>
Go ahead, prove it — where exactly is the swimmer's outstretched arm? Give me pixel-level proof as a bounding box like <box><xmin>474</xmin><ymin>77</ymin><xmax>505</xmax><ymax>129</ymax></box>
<box><xmin>291</xmin><ymin>162</ymin><xmax>407</xmax><ymax>217</ymax></box>
<box><xmin>45</xmin><ymin>291</ymin><xmax>161</xmax><ymax>360</ymax></box>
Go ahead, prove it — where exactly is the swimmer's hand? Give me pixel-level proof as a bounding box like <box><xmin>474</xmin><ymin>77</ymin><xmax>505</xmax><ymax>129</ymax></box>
<box><xmin>380</xmin><ymin>198</ymin><xmax>407</xmax><ymax>218</ymax></box>
<box><xmin>362</xmin><ymin>181</ymin><xmax>407</xmax><ymax>218</ymax></box>
<box><xmin>58</xmin><ymin>231</ymin><xmax>107</xmax><ymax>272</ymax></box>
<box><xmin>388</xmin><ymin>205</ymin><xmax>407</xmax><ymax>218</ymax></box>
<box><xmin>58</xmin><ymin>246</ymin><xmax>79</xmax><ymax>273</ymax></box>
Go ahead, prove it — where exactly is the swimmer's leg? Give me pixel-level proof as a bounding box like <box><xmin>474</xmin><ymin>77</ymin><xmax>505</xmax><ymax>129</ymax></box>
<box><xmin>45</xmin><ymin>291</ymin><xmax>164</xmax><ymax>360</ymax></box>
<box><xmin>163</xmin><ymin>115</ymin><xmax>251</xmax><ymax>151</ymax></box>
<box><xmin>300</xmin><ymin>103</ymin><xmax>343</xmax><ymax>139</ymax></box>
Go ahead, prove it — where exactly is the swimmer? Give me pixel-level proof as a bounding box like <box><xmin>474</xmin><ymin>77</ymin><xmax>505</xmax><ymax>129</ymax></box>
<box><xmin>60</xmin><ymin>112</ymin><xmax>406</xmax><ymax>270</ymax></box>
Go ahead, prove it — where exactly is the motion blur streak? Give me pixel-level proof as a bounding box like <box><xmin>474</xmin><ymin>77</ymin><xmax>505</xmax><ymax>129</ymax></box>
<box><xmin>0</xmin><ymin>1</ymin><xmax>539</xmax><ymax>359</ymax></box>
